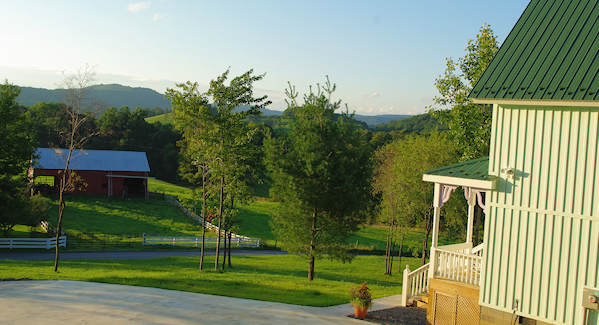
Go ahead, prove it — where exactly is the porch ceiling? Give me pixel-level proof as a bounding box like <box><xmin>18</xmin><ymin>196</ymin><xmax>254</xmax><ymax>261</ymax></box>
<box><xmin>422</xmin><ymin>157</ymin><xmax>496</xmax><ymax>190</ymax></box>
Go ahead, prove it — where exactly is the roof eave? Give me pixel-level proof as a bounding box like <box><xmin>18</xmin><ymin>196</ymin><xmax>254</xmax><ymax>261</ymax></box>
<box><xmin>422</xmin><ymin>173</ymin><xmax>496</xmax><ymax>190</ymax></box>
<box><xmin>470</xmin><ymin>98</ymin><xmax>599</xmax><ymax>107</ymax></box>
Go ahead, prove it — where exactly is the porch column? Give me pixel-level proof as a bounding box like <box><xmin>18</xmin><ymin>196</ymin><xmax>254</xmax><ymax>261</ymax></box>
<box><xmin>466</xmin><ymin>190</ymin><xmax>476</xmax><ymax>246</ymax></box>
<box><xmin>431</xmin><ymin>183</ymin><xmax>441</xmax><ymax>248</ymax></box>
<box><xmin>429</xmin><ymin>182</ymin><xmax>441</xmax><ymax>279</ymax></box>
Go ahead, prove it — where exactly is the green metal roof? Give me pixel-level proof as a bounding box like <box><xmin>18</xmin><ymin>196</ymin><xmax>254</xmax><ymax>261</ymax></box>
<box><xmin>424</xmin><ymin>157</ymin><xmax>490</xmax><ymax>181</ymax></box>
<box><xmin>470</xmin><ymin>0</ymin><xmax>599</xmax><ymax>102</ymax></box>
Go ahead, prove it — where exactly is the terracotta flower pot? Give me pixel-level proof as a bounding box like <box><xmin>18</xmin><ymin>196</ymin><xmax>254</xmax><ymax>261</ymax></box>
<box><xmin>353</xmin><ymin>305</ymin><xmax>368</xmax><ymax>319</ymax></box>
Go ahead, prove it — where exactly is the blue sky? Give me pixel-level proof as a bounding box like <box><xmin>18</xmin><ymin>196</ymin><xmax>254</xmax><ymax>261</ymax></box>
<box><xmin>0</xmin><ymin>1</ymin><xmax>528</xmax><ymax>114</ymax></box>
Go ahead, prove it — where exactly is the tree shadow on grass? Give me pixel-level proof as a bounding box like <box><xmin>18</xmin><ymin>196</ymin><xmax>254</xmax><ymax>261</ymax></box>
<box><xmin>86</xmin><ymin>275</ymin><xmax>347</xmax><ymax>306</ymax></box>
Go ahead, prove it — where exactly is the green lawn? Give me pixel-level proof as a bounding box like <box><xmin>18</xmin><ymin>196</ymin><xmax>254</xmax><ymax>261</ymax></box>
<box><xmin>151</xmin><ymin>177</ymin><xmax>459</xmax><ymax>252</ymax></box>
<box><xmin>148</xmin><ymin>177</ymin><xmax>193</xmax><ymax>200</ymax></box>
<box><xmin>349</xmin><ymin>224</ymin><xmax>456</xmax><ymax>252</ymax></box>
<box><xmin>0</xmin><ymin>254</ymin><xmax>419</xmax><ymax>306</ymax></box>
<box><xmin>36</xmin><ymin>194</ymin><xmax>215</xmax><ymax>249</ymax></box>
<box><xmin>6</xmin><ymin>177</ymin><xmax>458</xmax><ymax>253</ymax></box>
<box><xmin>5</xmin><ymin>225</ymin><xmax>47</xmax><ymax>238</ymax></box>
<box><xmin>145</xmin><ymin>112</ymin><xmax>174</xmax><ymax>125</ymax></box>
<box><xmin>46</xmin><ymin>195</ymin><xmax>206</xmax><ymax>238</ymax></box>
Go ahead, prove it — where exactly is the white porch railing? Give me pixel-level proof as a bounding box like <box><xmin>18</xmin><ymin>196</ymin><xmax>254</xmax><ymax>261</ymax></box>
<box><xmin>142</xmin><ymin>234</ymin><xmax>260</xmax><ymax>247</ymax></box>
<box><xmin>435</xmin><ymin>246</ymin><xmax>482</xmax><ymax>286</ymax></box>
<box><xmin>401</xmin><ymin>263</ymin><xmax>430</xmax><ymax>306</ymax></box>
<box><xmin>400</xmin><ymin>242</ymin><xmax>484</xmax><ymax>306</ymax></box>
<box><xmin>0</xmin><ymin>236</ymin><xmax>67</xmax><ymax>249</ymax></box>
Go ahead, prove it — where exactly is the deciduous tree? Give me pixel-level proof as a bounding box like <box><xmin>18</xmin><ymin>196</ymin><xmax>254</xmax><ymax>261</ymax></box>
<box><xmin>431</xmin><ymin>24</ymin><xmax>498</xmax><ymax>160</ymax></box>
<box><xmin>54</xmin><ymin>66</ymin><xmax>98</xmax><ymax>272</ymax></box>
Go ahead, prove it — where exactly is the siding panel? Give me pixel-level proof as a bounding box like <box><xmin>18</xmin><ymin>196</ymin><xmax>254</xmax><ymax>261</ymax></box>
<box><xmin>484</xmin><ymin>105</ymin><xmax>599</xmax><ymax>324</ymax></box>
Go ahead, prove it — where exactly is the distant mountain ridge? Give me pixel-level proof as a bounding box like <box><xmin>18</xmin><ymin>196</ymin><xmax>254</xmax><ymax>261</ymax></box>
<box><xmin>16</xmin><ymin>84</ymin><xmax>171</xmax><ymax>113</ymax></box>
<box><xmin>16</xmin><ymin>83</ymin><xmax>411</xmax><ymax>126</ymax></box>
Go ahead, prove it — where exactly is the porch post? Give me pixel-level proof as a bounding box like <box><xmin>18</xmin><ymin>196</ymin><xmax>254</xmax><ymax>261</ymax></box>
<box><xmin>466</xmin><ymin>190</ymin><xmax>475</xmax><ymax>247</ymax></box>
<box><xmin>429</xmin><ymin>182</ymin><xmax>441</xmax><ymax>279</ymax></box>
<box><xmin>431</xmin><ymin>183</ymin><xmax>441</xmax><ymax>248</ymax></box>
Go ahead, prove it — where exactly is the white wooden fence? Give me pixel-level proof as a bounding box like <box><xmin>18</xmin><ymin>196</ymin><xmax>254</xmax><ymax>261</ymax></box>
<box><xmin>142</xmin><ymin>234</ymin><xmax>260</xmax><ymax>247</ymax></box>
<box><xmin>0</xmin><ymin>236</ymin><xmax>67</xmax><ymax>249</ymax></box>
<box><xmin>162</xmin><ymin>194</ymin><xmax>261</xmax><ymax>245</ymax></box>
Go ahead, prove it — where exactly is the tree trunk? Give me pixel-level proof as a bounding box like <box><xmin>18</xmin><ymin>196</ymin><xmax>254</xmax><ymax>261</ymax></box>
<box><xmin>215</xmin><ymin>175</ymin><xmax>224</xmax><ymax>271</ymax></box>
<box><xmin>384</xmin><ymin>223</ymin><xmax>390</xmax><ymax>275</ymax></box>
<box><xmin>388</xmin><ymin>221</ymin><xmax>395</xmax><ymax>276</ymax></box>
<box><xmin>222</xmin><ymin>229</ymin><xmax>227</xmax><ymax>270</ymax></box>
<box><xmin>227</xmin><ymin>233</ymin><xmax>232</xmax><ymax>268</ymax></box>
<box><xmin>308</xmin><ymin>209</ymin><xmax>317</xmax><ymax>281</ymax></box>
<box><xmin>199</xmin><ymin>168</ymin><xmax>206</xmax><ymax>271</ymax></box>
<box><xmin>54</xmin><ymin>147</ymin><xmax>74</xmax><ymax>272</ymax></box>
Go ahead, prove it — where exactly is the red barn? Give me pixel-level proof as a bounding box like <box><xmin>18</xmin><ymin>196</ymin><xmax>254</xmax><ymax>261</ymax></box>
<box><xmin>32</xmin><ymin>148</ymin><xmax>150</xmax><ymax>198</ymax></box>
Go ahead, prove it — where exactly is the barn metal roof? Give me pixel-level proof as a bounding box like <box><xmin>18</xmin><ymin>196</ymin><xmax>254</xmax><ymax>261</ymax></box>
<box><xmin>34</xmin><ymin>148</ymin><xmax>150</xmax><ymax>172</ymax></box>
<box><xmin>470</xmin><ymin>0</ymin><xmax>599</xmax><ymax>102</ymax></box>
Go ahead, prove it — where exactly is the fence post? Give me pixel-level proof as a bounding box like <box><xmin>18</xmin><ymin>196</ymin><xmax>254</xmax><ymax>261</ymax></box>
<box><xmin>256</xmin><ymin>239</ymin><xmax>260</xmax><ymax>247</ymax></box>
<box><xmin>9</xmin><ymin>238</ymin><xmax>13</xmax><ymax>249</ymax></box>
<box><xmin>401</xmin><ymin>264</ymin><xmax>411</xmax><ymax>306</ymax></box>
<box><xmin>46</xmin><ymin>238</ymin><xmax>50</xmax><ymax>250</ymax></box>
<box><xmin>142</xmin><ymin>233</ymin><xmax>146</xmax><ymax>246</ymax></box>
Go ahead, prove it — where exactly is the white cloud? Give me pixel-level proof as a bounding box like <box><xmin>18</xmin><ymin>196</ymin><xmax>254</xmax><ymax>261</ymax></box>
<box><xmin>152</xmin><ymin>13</ymin><xmax>167</xmax><ymax>22</ymax></box>
<box><xmin>367</xmin><ymin>92</ymin><xmax>380</xmax><ymax>98</ymax></box>
<box><xmin>128</xmin><ymin>1</ymin><xmax>150</xmax><ymax>13</ymax></box>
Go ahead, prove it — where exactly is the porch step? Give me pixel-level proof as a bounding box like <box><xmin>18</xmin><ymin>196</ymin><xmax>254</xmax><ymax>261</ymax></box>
<box><xmin>409</xmin><ymin>294</ymin><xmax>429</xmax><ymax>309</ymax></box>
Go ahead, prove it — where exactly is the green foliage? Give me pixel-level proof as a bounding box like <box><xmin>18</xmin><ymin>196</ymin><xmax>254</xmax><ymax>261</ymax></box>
<box><xmin>0</xmin><ymin>255</ymin><xmax>422</xmax><ymax>306</ymax></box>
<box><xmin>0</xmin><ymin>180</ymin><xmax>50</xmax><ymax>235</ymax></box>
<box><xmin>265</xmin><ymin>78</ymin><xmax>375</xmax><ymax>276</ymax></box>
<box><xmin>166</xmin><ymin>69</ymin><xmax>271</xmax><ymax>236</ymax></box>
<box><xmin>93</xmin><ymin>106</ymin><xmax>181</xmax><ymax>182</ymax></box>
<box><xmin>431</xmin><ymin>24</ymin><xmax>498</xmax><ymax>160</ymax></box>
<box><xmin>25</xmin><ymin>103</ymin><xmax>182</xmax><ymax>182</ymax></box>
<box><xmin>0</xmin><ymin>82</ymin><xmax>46</xmax><ymax>235</ymax></box>
<box><xmin>373</xmin><ymin>112</ymin><xmax>444</xmax><ymax>135</ymax></box>
<box><xmin>0</xmin><ymin>82</ymin><xmax>36</xmax><ymax>176</ymax></box>
<box><xmin>375</xmin><ymin>133</ymin><xmax>462</xmax><ymax>259</ymax></box>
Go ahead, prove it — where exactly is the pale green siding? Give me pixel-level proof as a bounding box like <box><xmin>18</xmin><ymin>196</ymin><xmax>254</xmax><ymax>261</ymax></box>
<box><xmin>481</xmin><ymin>104</ymin><xmax>599</xmax><ymax>324</ymax></box>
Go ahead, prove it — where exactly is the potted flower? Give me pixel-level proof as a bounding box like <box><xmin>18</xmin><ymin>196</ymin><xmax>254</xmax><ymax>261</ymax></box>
<box><xmin>350</xmin><ymin>282</ymin><xmax>372</xmax><ymax>319</ymax></box>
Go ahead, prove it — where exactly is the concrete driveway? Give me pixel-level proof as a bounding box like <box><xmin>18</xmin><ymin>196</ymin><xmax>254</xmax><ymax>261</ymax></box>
<box><xmin>0</xmin><ymin>280</ymin><xmax>372</xmax><ymax>324</ymax></box>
